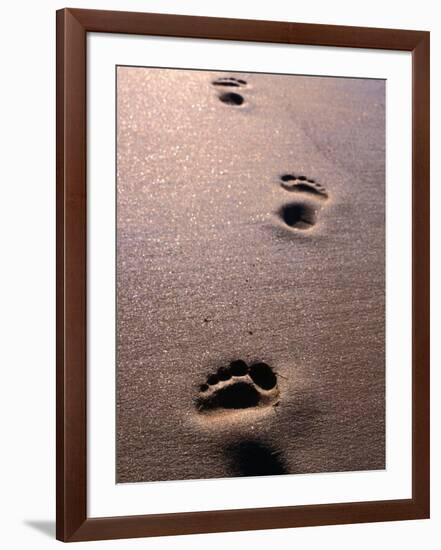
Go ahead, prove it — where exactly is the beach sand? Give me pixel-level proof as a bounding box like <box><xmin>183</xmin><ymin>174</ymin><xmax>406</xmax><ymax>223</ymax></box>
<box><xmin>116</xmin><ymin>67</ymin><xmax>385</xmax><ymax>483</ymax></box>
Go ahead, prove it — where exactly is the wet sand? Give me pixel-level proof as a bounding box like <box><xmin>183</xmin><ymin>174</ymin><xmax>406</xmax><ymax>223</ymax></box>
<box><xmin>116</xmin><ymin>67</ymin><xmax>385</xmax><ymax>483</ymax></box>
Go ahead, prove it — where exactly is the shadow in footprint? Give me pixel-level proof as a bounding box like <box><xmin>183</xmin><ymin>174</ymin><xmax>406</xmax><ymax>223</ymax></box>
<box><xmin>226</xmin><ymin>440</ymin><xmax>288</xmax><ymax>476</ymax></box>
<box><xmin>218</xmin><ymin>92</ymin><xmax>244</xmax><ymax>106</ymax></box>
<box><xmin>279</xmin><ymin>202</ymin><xmax>317</xmax><ymax>230</ymax></box>
<box><xmin>196</xmin><ymin>360</ymin><xmax>279</xmax><ymax>413</ymax></box>
<box><xmin>203</xmin><ymin>382</ymin><xmax>261</xmax><ymax>410</ymax></box>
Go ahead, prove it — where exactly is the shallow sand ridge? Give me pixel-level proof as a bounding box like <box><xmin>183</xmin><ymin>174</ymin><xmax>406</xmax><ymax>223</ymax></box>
<box><xmin>116</xmin><ymin>67</ymin><xmax>385</xmax><ymax>482</ymax></box>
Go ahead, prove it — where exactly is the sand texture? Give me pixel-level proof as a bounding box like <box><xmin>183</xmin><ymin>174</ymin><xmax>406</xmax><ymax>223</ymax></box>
<box><xmin>116</xmin><ymin>68</ymin><xmax>385</xmax><ymax>483</ymax></box>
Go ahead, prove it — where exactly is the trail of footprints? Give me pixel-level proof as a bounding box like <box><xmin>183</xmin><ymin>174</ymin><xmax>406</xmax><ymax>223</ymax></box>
<box><xmin>211</xmin><ymin>75</ymin><xmax>330</xmax><ymax>231</ymax></box>
<box><xmin>194</xmin><ymin>77</ymin><xmax>331</xmax><ymax>415</ymax></box>
<box><xmin>197</xmin><ymin>360</ymin><xmax>279</xmax><ymax>414</ymax></box>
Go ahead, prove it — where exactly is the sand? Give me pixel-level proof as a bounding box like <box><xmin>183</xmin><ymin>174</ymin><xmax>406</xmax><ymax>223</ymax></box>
<box><xmin>116</xmin><ymin>67</ymin><xmax>385</xmax><ymax>483</ymax></box>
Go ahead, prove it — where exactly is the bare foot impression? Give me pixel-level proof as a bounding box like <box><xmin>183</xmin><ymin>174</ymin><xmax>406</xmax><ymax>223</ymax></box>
<box><xmin>278</xmin><ymin>174</ymin><xmax>329</xmax><ymax>230</ymax></box>
<box><xmin>212</xmin><ymin>76</ymin><xmax>247</xmax><ymax>106</ymax></box>
<box><xmin>196</xmin><ymin>360</ymin><xmax>279</xmax><ymax>413</ymax></box>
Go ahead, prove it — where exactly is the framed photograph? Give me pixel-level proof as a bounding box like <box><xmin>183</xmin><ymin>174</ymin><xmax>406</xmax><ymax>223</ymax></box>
<box><xmin>56</xmin><ymin>8</ymin><xmax>430</xmax><ymax>542</ymax></box>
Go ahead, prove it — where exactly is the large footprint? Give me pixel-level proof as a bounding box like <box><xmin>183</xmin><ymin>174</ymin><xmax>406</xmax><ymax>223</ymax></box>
<box><xmin>277</xmin><ymin>173</ymin><xmax>329</xmax><ymax>230</ymax></box>
<box><xmin>196</xmin><ymin>360</ymin><xmax>279</xmax><ymax>413</ymax></box>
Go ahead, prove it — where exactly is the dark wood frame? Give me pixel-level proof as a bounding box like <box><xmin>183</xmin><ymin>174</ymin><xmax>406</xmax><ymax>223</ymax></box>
<box><xmin>56</xmin><ymin>7</ymin><xmax>430</xmax><ymax>542</ymax></box>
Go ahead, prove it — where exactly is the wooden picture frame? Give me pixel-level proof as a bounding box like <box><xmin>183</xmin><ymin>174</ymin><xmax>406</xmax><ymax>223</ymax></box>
<box><xmin>56</xmin><ymin>7</ymin><xmax>430</xmax><ymax>542</ymax></box>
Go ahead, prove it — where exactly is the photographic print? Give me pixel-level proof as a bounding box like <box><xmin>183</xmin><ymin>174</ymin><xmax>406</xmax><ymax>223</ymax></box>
<box><xmin>116</xmin><ymin>66</ymin><xmax>385</xmax><ymax>484</ymax></box>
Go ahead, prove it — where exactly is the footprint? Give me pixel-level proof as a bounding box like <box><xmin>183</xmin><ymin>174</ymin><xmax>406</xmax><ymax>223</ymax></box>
<box><xmin>212</xmin><ymin>77</ymin><xmax>247</xmax><ymax>88</ymax></box>
<box><xmin>279</xmin><ymin>174</ymin><xmax>328</xmax><ymax>199</ymax></box>
<box><xmin>196</xmin><ymin>360</ymin><xmax>279</xmax><ymax>413</ymax></box>
<box><xmin>278</xmin><ymin>174</ymin><xmax>329</xmax><ymax>231</ymax></box>
<box><xmin>212</xmin><ymin>76</ymin><xmax>246</xmax><ymax>106</ymax></box>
